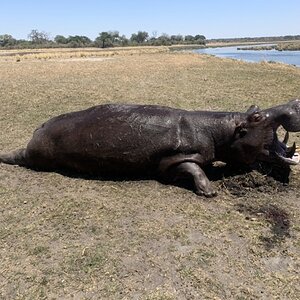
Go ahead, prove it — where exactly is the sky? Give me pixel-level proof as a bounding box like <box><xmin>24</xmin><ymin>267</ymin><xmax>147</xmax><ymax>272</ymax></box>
<box><xmin>1</xmin><ymin>0</ymin><xmax>299</xmax><ymax>40</ymax></box>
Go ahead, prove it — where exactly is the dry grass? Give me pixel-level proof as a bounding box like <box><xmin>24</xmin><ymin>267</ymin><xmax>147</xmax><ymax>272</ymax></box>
<box><xmin>0</xmin><ymin>46</ymin><xmax>169</xmax><ymax>62</ymax></box>
<box><xmin>1</xmin><ymin>50</ymin><xmax>300</xmax><ymax>299</ymax></box>
<box><xmin>277</xmin><ymin>41</ymin><xmax>300</xmax><ymax>51</ymax></box>
<box><xmin>238</xmin><ymin>42</ymin><xmax>300</xmax><ymax>51</ymax></box>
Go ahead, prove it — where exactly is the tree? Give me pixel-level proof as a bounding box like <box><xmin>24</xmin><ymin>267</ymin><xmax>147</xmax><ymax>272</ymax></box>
<box><xmin>170</xmin><ymin>35</ymin><xmax>183</xmax><ymax>43</ymax></box>
<box><xmin>194</xmin><ymin>35</ymin><xmax>206</xmax><ymax>45</ymax></box>
<box><xmin>77</xmin><ymin>36</ymin><xmax>92</xmax><ymax>45</ymax></box>
<box><xmin>130</xmin><ymin>31</ymin><xmax>149</xmax><ymax>44</ymax></box>
<box><xmin>95</xmin><ymin>32</ymin><xmax>112</xmax><ymax>48</ymax></box>
<box><xmin>0</xmin><ymin>34</ymin><xmax>16</xmax><ymax>47</ymax></box>
<box><xmin>118</xmin><ymin>35</ymin><xmax>129</xmax><ymax>46</ymax></box>
<box><xmin>67</xmin><ymin>35</ymin><xmax>92</xmax><ymax>46</ymax></box>
<box><xmin>184</xmin><ymin>35</ymin><xmax>195</xmax><ymax>42</ymax></box>
<box><xmin>28</xmin><ymin>30</ymin><xmax>50</xmax><ymax>44</ymax></box>
<box><xmin>54</xmin><ymin>35</ymin><xmax>68</xmax><ymax>44</ymax></box>
<box><xmin>194</xmin><ymin>34</ymin><xmax>206</xmax><ymax>41</ymax></box>
<box><xmin>156</xmin><ymin>33</ymin><xmax>171</xmax><ymax>45</ymax></box>
<box><xmin>109</xmin><ymin>31</ymin><xmax>120</xmax><ymax>44</ymax></box>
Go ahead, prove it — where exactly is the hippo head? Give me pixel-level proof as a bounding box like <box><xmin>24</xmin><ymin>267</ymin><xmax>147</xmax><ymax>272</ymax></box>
<box><xmin>230</xmin><ymin>110</ymin><xmax>274</xmax><ymax>165</ymax></box>
<box><xmin>230</xmin><ymin>99</ymin><xmax>300</xmax><ymax>167</ymax></box>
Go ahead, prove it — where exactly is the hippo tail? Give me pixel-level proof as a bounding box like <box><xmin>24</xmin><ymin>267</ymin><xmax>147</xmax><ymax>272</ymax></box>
<box><xmin>0</xmin><ymin>148</ymin><xmax>27</xmax><ymax>166</ymax></box>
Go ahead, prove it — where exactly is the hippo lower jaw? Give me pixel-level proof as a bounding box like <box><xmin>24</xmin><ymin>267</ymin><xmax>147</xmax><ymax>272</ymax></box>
<box><xmin>260</xmin><ymin>129</ymin><xmax>300</xmax><ymax>166</ymax></box>
<box><xmin>258</xmin><ymin>98</ymin><xmax>300</xmax><ymax>166</ymax></box>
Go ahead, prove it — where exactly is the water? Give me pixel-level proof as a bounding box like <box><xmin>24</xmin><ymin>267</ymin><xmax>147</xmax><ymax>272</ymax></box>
<box><xmin>194</xmin><ymin>45</ymin><xmax>300</xmax><ymax>67</ymax></box>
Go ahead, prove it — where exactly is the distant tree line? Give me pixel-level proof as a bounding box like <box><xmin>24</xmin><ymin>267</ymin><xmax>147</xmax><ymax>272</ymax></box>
<box><xmin>209</xmin><ymin>35</ymin><xmax>300</xmax><ymax>43</ymax></box>
<box><xmin>0</xmin><ymin>29</ymin><xmax>206</xmax><ymax>49</ymax></box>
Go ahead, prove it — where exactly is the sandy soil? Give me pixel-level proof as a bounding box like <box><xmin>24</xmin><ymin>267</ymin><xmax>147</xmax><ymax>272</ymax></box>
<box><xmin>0</xmin><ymin>51</ymin><xmax>300</xmax><ymax>299</ymax></box>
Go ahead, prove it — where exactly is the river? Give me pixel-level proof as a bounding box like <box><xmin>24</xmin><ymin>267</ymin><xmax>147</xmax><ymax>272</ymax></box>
<box><xmin>194</xmin><ymin>45</ymin><xmax>300</xmax><ymax>67</ymax></box>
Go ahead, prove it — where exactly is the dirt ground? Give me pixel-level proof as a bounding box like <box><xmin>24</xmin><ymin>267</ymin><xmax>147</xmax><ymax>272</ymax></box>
<box><xmin>1</xmin><ymin>50</ymin><xmax>300</xmax><ymax>299</ymax></box>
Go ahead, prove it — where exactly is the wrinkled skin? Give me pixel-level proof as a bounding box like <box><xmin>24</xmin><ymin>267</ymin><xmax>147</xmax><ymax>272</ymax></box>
<box><xmin>1</xmin><ymin>100</ymin><xmax>299</xmax><ymax>197</ymax></box>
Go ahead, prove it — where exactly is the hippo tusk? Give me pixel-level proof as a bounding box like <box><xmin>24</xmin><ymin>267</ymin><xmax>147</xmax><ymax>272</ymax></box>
<box><xmin>275</xmin><ymin>151</ymin><xmax>299</xmax><ymax>165</ymax></box>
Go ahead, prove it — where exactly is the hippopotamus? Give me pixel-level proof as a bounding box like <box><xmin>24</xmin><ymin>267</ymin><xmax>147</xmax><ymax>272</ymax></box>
<box><xmin>1</xmin><ymin>99</ymin><xmax>300</xmax><ymax>197</ymax></box>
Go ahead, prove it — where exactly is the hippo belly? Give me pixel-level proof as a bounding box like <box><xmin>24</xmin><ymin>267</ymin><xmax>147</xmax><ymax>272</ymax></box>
<box><xmin>24</xmin><ymin>104</ymin><xmax>183</xmax><ymax>175</ymax></box>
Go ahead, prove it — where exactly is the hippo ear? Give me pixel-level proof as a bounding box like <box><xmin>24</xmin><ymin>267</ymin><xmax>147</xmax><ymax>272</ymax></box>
<box><xmin>247</xmin><ymin>111</ymin><xmax>266</xmax><ymax>125</ymax></box>
<box><xmin>263</xmin><ymin>99</ymin><xmax>300</xmax><ymax>132</ymax></box>
<box><xmin>246</xmin><ymin>105</ymin><xmax>260</xmax><ymax>114</ymax></box>
<box><xmin>234</xmin><ymin>111</ymin><xmax>266</xmax><ymax>138</ymax></box>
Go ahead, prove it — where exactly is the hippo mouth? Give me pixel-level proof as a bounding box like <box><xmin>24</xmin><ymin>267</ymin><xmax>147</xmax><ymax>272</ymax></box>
<box><xmin>262</xmin><ymin>129</ymin><xmax>300</xmax><ymax>166</ymax></box>
<box><xmin>258</xmin><ymin>99</ymin><xmax>300</xmax><ymax>167</ymax></box>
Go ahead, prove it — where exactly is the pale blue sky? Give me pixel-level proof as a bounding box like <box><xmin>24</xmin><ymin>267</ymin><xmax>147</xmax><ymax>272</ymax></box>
<box><xmin>1</xmin><ymin>0</ymin><xmax>299</xmax><ymax>40</ymax></box>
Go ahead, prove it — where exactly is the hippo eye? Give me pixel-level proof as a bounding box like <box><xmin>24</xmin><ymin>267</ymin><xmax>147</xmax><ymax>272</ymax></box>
<box><xmin>239</xmin><ymin>129</ymin><xmax>247</xmax><ymax>138</ymax></box>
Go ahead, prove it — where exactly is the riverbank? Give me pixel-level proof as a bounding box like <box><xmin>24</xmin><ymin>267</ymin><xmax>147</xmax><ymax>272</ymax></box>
<box><xmin>196</xmin><ymin>43</ymin><xmax>300</xmax><ymax>67</ymax></box>
<box><xmin>1</xmin><ymin>41</ymin><xmax>300</xmax><ymax>62</ymax></box>
<box><xmin>238</xmin><ymin>41</ymin><xmax>300</xmax><ymax>51</ymax></box>
<box><xmin>1</xmin><ymin>51</ymin><xmax>300</xmax><ymax>299</ymax></box>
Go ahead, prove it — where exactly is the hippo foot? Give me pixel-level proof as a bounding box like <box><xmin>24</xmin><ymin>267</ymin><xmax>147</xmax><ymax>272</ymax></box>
<box><xmin>165</xmin><ymin>161</ymin><xmax>218</xmax><ymax>198</ymax></box>
<box><xmin>196</xmin><ymin>189</ymin><xmax>218</xmax><ymax>198</ymax></box>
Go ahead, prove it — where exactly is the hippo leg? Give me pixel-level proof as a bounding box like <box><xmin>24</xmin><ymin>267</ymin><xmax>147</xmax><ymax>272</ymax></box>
<box><xmin>0</xmin><ymin>149</ymin><xmax>27</xmax><ymax>166</ymax></box>
<box><xmin>173</xmin><ymin>162</ymin><xmax>217</xmax><ymax>197</ymax></box>
<box><xmin>159</xmin><ymin>158</ymin><xmax>217</xmax><ymax>197</ymax></box>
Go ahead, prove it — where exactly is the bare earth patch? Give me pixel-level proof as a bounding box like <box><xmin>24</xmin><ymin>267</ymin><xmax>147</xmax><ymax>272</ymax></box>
<box><xmin>1</xmin><ymin>50</ymin><xmax>300</xmax><ymax>299</ymax></box>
